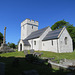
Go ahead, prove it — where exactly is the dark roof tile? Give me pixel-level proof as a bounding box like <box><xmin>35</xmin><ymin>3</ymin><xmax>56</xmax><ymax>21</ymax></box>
<box><xmin>43</xmin><ymin>28</ymin><xmax>62</xmax><ymax>41</ymax></box>
<box><xmin>23</xmin><ymin>40</ymin><xmax>30</xmax><ymax>46</ymax></box>
<box><xmin>25</xmin><ymin>26</ymin><xmax>49</xmax><ymax>40</ymax></box>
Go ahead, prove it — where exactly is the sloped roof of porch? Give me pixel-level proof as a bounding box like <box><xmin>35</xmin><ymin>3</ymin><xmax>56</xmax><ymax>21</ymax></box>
<box><xmin>22</xmin><ymin>40</ymin><xmax>31</xmax><ymax>46</ymax></box>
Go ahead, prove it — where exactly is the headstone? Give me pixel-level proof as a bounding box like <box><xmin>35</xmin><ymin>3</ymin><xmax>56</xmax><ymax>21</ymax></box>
<box><xmin>24</xmin><ymin>50</ymin><xmax>28</xmax><ymax>55</ymax></box>
<box><xmin>0</xmin><ymin>62</ymin><xmax>5</xmax><ymax>75</ymax></box>
<box><xmin>34</xmin><ymin>52</ymin><xmax>40</xmax><ymax>57</ymax></box>
<box><xmin>30</xmin><ymin>49</ymin><xmax>34</xmax><ymax>54</ymax></box>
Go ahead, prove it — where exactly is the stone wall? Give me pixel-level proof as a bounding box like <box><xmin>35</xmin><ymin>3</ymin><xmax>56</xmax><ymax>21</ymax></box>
<box><xmin>42</xmin><ymin>39</ymin><xmax>58</xmax><ymax>52</ymax></box>
<box><xmin>21</xmin><ymin>19</ymin><xmax>38</xmax><ymax>40</ymax></box>
<box><xmin>59</xmin><ymin>28</ymin><xmax>73</xmax><ymax>53</ymax></box>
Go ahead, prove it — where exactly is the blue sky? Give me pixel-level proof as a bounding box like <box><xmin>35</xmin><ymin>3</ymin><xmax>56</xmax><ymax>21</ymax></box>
<box><xmin>0</xmin><ymin>0</ymin><xmax>75</xmax><ymax>45</ymax></box>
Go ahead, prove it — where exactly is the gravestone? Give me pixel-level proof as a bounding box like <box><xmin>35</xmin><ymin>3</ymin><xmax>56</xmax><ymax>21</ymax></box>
<box><xmin>0</xmin><ymin>27</ymin><xmax>14</xmax><ymax>53</ymax></box>
<box><xmin>59</xmin><ymin>59</ymin><xmax>75</xmax><ymax>67</ymax></box>
<box><xmin>24</xmin><ymin>50</ymin><xmax>28</xmax><ymax>55</ymax></box>
<box><xmin>30</xmin><ymin>49</ymin><xmax>34</xmax><ymax>54</ymax></box>
<box><xmin>0</xmin><ymin>62</ymin><xmax>5</xmax><ymax>75</ymax></box>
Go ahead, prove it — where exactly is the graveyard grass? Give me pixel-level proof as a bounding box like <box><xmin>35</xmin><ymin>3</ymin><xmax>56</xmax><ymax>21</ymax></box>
<box><xmin>0</xmin><ymin>50</ymin><xmax>75</xmax><ymax>60</ymax></box>
<box><xmin>0</xmin><ymin>50</ymin><xmax>75</xmax><ymax>75</ymax></box>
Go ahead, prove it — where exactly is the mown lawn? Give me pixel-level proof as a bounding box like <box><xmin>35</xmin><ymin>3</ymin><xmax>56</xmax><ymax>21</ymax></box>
<box><xmin>0</xmin><ymin>50</ymin><xmax>75</xmax><ymax>75</ymax></box>
<box><xmin>0</xmin><ymin>51</ymin><xmax>25</xmax><ymax>57</ymax></box>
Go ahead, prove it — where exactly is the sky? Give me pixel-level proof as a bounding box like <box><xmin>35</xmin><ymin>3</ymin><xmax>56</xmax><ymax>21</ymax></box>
<box><xmin>0</xmin><ymin>0</ymin><xmax>75</xmax><ymax>45</ymax></box>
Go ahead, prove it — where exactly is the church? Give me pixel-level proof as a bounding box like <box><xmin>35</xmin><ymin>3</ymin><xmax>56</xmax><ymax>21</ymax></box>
<box><xmin>18</xmin><ymin>18</ymin><xmax>73</xmax><ymax>53</ymax></box>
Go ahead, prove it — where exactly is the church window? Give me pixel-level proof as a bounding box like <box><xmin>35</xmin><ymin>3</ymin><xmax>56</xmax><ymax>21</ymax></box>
<box><xmin>20</xmin><ymin>44</ymin><xmax>22</xmax><ymax>51</ymax></box>
<box><xmin>34</xmin><ymin>41</ymin><xmax>36</xmax><ymax>45</ymax></box>
<box><xmin>32</xmin><ymin>26</ymin><xmax>33</xmax><ymax>29</ymax></box>
<box><xmin>43</xmin><ymin>43</ymin><xmax>44</xmax><ymax>46</ymax></box>
<box><xmin>52</xmin><ymin>40</ymin><xmax>53</xmax><ymax>46</ymax></box>
<box><xmin>65</xmin><ymin>37</ymin><xmax>67</xmax><ymax>45</ymax></box>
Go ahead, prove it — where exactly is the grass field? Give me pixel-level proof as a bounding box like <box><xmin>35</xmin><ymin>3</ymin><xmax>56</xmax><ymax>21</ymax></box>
<box><xmin>0</xmin><ymin>50</ymin><xmax>75</xmax><ymax>60</ymax></box>
<box><xmin>0</xmin><ymin>50</ymin><xmax>75</xmax><ymax>75</ymax></box>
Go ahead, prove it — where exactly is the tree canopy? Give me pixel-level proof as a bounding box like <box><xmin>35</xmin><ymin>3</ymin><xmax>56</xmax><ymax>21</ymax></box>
<box><xmin>51</xmin><ymin>20</ymin><xmax>73</xmax><ymax>30</ymax></box>
<box><xmin>7</xmin><ymin>42</ymin><xmax>16</xmax><ymax>49</ymax></box>
<box><xmin>0</xmin><ymin>32</ymin><xmax>3</xmax><ymax>46</ymax></box>
<box><xmin>51</xmin><ymin>20</ymin><xmax>75</xmax><ymax>49</ymax></box>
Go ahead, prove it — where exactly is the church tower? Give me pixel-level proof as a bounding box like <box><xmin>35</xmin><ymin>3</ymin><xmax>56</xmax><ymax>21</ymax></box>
<box><xmin>21</xmin><ymin>18</ymin><xmax>39</xmax><ymax>40</ymax></box>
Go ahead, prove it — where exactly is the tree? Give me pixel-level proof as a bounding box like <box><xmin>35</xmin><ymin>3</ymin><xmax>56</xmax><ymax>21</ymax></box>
<box><xmin>51</xmin><ymin>20</ymin><xmax>75</xmax><ymax>49</ymax></box>
<box><xmin>7</xmin><ymin>43</ymin><xmax>16</xmax><ymax>49</ymax></box>
<box><xmin>51</xmin><ymin>20</ymin><xmax>72</xmax><ymax>30</ymax></box>
<box><xmin>67</xmin><ymin>26</ymin><xmax>75</xmax><ymax>49</ymax></box>
<box><xmin>0</xmin><ymin>32</ymin><xmax>3</xmax><ymax>46</ymax></box>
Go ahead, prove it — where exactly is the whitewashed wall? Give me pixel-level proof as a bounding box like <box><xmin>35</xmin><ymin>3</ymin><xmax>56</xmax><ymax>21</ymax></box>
<box><xmin>28</xmin><ymin>38</ymin><xmax>41</xmax><ymax>51</ymax></box>
<box><xmin>21</xmin><ymin>24</ymin><xmax>38</xmax><ymax>40</ymax></box>
<box><xmin>28</xmin><ymin>27</ymin><xmax>52</xmax><ymax>51</ymax></box>
<box><xmin>27</xmin><ymin>25</ymin><xmax>38</xmax><ymax>37</ymax></box>
<box><xmin>18</xmin><ymin>40</ymin><xmax>31</xmax><ymax>51</ymax></box>
<box><xmin>23</xmin><ymin>46</ymin><xmax>31</xmax><ymax>50</ymax></box>
<box><xmin>21</xmin><ymin>19</ymin><xmax>38</xmax><ymax>40</ymax></box>
<box><xmin>39</xmin><ymin>26</ymin><xmax>52</xmax><ymax>50</ymax></box>
<box><xmin>58</xmin><ymin>28</ymin><xmax>73</xmax><ymax>53</ymax></box>
<box><xmin>42</xmin><ymin>39</ymin><xmax>58</xmax><ymax>52</ymax></box>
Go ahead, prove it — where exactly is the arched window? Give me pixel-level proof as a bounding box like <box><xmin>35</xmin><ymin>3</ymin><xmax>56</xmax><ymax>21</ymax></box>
<box><xmin>64</xmin><ymin>37</ymin><xmax>67</xmax><ymax>45</ymax></box>
<box><xmin>32</xmin><ymin>26</ymin><xmax>33</xmax><ymax>29</ymax></box>
<box><xmin>43</xmin><ymin>43</ymin><xmax>45</xmax><ymax>46</ymax></box>
<box><xmin>20</xmin><ymin>44</ymin><xmax>22</xmax><ymax>51</ymax></box>
<box><xmin>52</xmin><ymin>40</ymin><xmax>53</xmax><ymax>46</ymax></box>
<box><xmin>34</xmin><ymin>41</ymin><xmax>36</xmax><ymax>45</ymax></box>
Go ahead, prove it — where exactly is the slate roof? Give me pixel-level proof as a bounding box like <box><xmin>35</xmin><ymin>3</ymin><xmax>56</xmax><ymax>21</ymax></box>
<box><xmin>25</xmin><ymin>26</ymin><xmax>49</xmax><ymax>40</ymax></box>
<box><xmin>43</xmin><ymin>28</ymin><xmax>62</xmax><ymax>41</ymax></box>
<box><xmin>23</xmin><ymin>40</ymin><xmax>30</xmax><ymax>46</ymax></box>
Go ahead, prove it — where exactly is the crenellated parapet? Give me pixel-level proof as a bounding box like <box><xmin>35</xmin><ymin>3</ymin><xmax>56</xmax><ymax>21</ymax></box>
<box><xmin>21</xmin><ymin>18</ymin><xmax>39</xmax><ymax>26</ymax></box>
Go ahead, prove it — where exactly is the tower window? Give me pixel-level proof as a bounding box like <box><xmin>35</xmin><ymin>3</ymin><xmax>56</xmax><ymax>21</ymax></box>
<box><xmin>32</xmin><ymin>26</ymin><xmax>33</xmax><ymax>29</ymax></box>
<box><xmin>64</xmin><ymin>37</ymin><xmax>67</xmax><ymax>45</ymax></box>
<box><xmin>34</xmin><ymin>41</ymin><xmax>36</xmax><ymax>45</ymax></box>
<box><xmin>52</xmin><ymin>40</ymin><xmax>53</xmax><ymax>46</ymax></box>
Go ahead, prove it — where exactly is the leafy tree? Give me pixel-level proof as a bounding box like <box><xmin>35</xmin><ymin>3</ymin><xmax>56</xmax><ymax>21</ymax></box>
<box><xmin>67</xmin><ymin>26</ymin><xmax>75</xmax><ymax>49</ymax></box>
<box><xmin>51</xmin><ymin>20</ymin><xmax>72</xmax><ymax>30</ymax></box>
<box><xmin>51</xmin><ymin>20</ymin><xmax>75</xmax><ymax>49</ymax></box>
<box><xmin>0</xmin><ymin>32</ymin><xmax>3</xmax><ymax>46</ymax></box>
<box><xmin>7</xmin><ymin>42</ymin><xmax>10</xmax><ymax>46</ymax></box>
<box><xmin>7</xmin><ymin>43</ymin><xmax>16</xmax><ymax>49</ymax></box>
<box><xmin>15</xmin><ymin>45</ymin><xmax>18</xmax><ymax>49</ymax></box>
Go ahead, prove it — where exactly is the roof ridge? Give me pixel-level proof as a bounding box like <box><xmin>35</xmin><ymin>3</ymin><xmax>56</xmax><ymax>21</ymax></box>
<box><xmin>50</xmin><ymin>28</ymin><xmax>63</xmax><ymax>32</ymax></box>
<box><xmin>58</xmin><ymin>27</ymin><xmax>66</xmax><ymax>38</ymax></box>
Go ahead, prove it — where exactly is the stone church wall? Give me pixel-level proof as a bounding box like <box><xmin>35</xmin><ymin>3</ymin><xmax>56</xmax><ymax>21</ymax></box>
<box><xmin>58</xmin><ymin>28</ymin><xmax>73</xmax><ymax>53</ymax></box>
<box><xmin>42</xmin><ymin>39</ymin><xmax>58</xmax><ymax>52</ymax></box>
